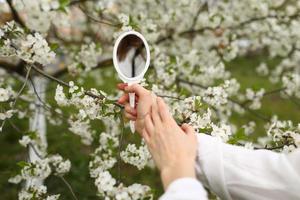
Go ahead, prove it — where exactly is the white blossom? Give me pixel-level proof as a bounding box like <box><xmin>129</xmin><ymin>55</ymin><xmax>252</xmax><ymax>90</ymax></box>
<box><xmin>19</xmin><ymin>135</ymin><xmax>31</xmax><ymax>147</ymax></box>
<box><xmin>48</xmin><ymin>155</ymin><xmax>71</xmax><ymax>176</ymax></box>
<box><xmin>242</xmin><ymin>121</ymin><xmax>256</xmax><ymax>135</ymax></box>
<box><xmin>203</xmin><ymin>86</ymin><xmax>228</xmax><ymax>107</ymax></box>
<box><xmin>8</xmin><ymin>175</ymin><xmax>22</xmax><ymax>184</ymax></box>
<box><xmin>68</xmin><ymin>118</ymin><xmax>94</xmax><ymax>145</ymax></box>
<box><xmin>55</xmin><ymin>85</ymin><xmax>68</xmax><ymax>106</ymax></box>
<box><xmin>18</xmin><ymin>184</ymin><xmax>60</xmax><ymax>200</ymax></box>
<box><xmin>282</xmin><ymin>74</ymin><xmax>300</xmax><ymax>98</ymax></box>
<box><xmin>0</xmin><ymin>29</ymin><xmax>4</xmax><ymax>39</ymax></box>
<box><xmin>245</xmin><ymin>88</ymin><xmax>265</xmax><ymax>110</ymax></box>
<box><xmin>95</xmin><ymin>171</ymin><xmax>116</xmax><ymax>194</ymax></box>
<box><xmin>0</xmin><ymin>109</ymin><xmax>16</xmax><ymax>120</ymax></box>
<box><xmin>121</xmin><ymin>143</ymin><xmax>151</xmax><ymax>170</ymax></box>
<box><xmin>118</xmin><ymin>14</ymin><xmax>130</xmax><ymax>26</ymax></box>
<box><xmin>0</xmin><ymin>87</ymin><xmax>10</xmax><ymax>102</ymax></box>
<box><xmin>21</xmin><ymin>160</ymin><xmax>51</xmax><ymax>180</ymax></box>
<box><xmin>76</xmin><ymin>43</ymin><xmax>102</xmax><ymax>71</ymax></box>
<box><xmin>256</xmin><ymin>63</ymin><xmax>269</xmax><ymax>76</ymax></box>
<box><xmin>211</xmin><ymin>123</ymin><xmax>232</xmax><ymax>142</ymax></box>
<box><xmin>18</xmin><ymin>33</ymin><xmax>55</xmax><ymax>64</ymax></box>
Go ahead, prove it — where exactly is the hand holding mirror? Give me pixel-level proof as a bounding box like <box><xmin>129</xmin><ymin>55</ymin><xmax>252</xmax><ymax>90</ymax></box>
<box><xmin>113</xmin><ymin>31</ymin><xmax>150</xmax><ymax>133</ymax></box>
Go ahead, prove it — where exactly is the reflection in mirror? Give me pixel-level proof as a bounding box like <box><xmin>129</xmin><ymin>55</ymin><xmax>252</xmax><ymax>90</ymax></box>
<box><xmin>117</xmin><ymin>34</ymin><xmax>146</xmax><ymax>78</ymax></box>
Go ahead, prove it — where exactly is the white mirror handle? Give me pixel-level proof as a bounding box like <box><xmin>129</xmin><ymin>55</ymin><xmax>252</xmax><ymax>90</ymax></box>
<box><xmin>129</xmin><ymin>92</ymin><xmax>135</xmax><ymax>133</ymax></box>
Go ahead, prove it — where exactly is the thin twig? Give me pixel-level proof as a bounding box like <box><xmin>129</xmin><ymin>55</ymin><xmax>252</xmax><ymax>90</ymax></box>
<box><xmin>1</xmin><ymin>66</ymin><xmax>32</xmax><ymax>131</ymax></box>
<box><xmin>237</xmin><ymin>141</ymin><xmax>295</xmax><ymax>150</ymax></box>
<box><xmin>6</xmin><ymin>0</ymin><xmax>26</xmax><ymax>28</ymax></box>
<box><xmin>8</xmin><ymin>119</ymin><xmax>22</xmax><ymax>133</ymax></box>
<box><xmin>190</xmin><ymin>3</ymin><xmax>206</xmax><ymax>30</ymax></box>
<box><xmin>177</xmin><ymin>78</ymin><xmax>270</xmax><ymax>121</ymax></box>
<box><xmin>157</xmin><ymin>13</ymin><xmax>300</xmax><ymax>44</ymax></box>
<box><xmin>79</xmin><ymin>5</ymin><xmax>121</xmax><ymax>27</ymax></box>
<box><xmin>283</xmin><ymin>91</ymin><xmax>300</xmax><ymax>108</ymax></box>
<box><xmin>241</xmin><ymin>87</ymin><xmax>287</xmax><ymax>106</ymax></box>
<box><xmin>58</xmin><ymin>176</ymin><xmax>79</xmax><ymax>200</ymax></box>
<box><xmin>28</xmin><ymin>143</ymin><xmax>43</xmax><ymax>159</ymax></box>
<box><xmin>117</xmin><ymin>114</ymin><xmax>125</xmax><ymax>184</ymax></box>
<box><xmin>29</xmin><ymin>75</ymin><xmax>69</xmax><ymax>121</ymax></box>
<box><xmin>27</xmin><ymin>142</ymin><xmax>78</xmax><ymax>200</ymax></box>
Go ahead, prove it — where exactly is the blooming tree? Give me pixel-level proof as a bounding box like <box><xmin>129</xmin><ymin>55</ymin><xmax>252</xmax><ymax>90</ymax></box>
<box><xmin>0</xmin><ymin>0</ymin><xmax>300</xmax><ymax>199</ymax></box>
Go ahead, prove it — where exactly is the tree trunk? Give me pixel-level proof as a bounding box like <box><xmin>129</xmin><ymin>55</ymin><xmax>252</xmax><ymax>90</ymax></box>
<box><xmin>26</xmin><ymin>76</ymin><xmax>48</xmax><ymax>187</ymax></box>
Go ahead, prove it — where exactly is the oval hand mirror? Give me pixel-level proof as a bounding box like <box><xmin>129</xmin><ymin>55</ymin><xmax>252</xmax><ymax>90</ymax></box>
<box><xmin>113</xmin><ymin>31</ymin><xmax>150</xmax><ymax>133</ymax></box>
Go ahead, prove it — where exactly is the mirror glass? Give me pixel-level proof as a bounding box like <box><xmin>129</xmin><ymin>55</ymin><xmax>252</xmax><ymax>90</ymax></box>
<box><xmin>116</xmin><ymin>34</ymin><xmax>147</xmax><ymax>78</ymax></box>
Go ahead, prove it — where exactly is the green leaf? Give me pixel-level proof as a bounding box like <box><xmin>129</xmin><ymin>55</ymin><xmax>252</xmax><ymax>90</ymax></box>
<box><xmin>26</xmin><ymin>131</ymin><xmax>37</xmax><ymax>139</ymax></box>
<box><xmin>50</xmin><ymin>43</ymin><xmax>59</xmax><ymax>51</ymax></box>
<box><xmin>59</xmin><ymin>0</ymin><xmax>70</xmax><ymax>7</ymax></box>
<box><xmin>129</xmin><ymin>15</ymin><xmax>139</xmax><ymax>29</ymax></box>
<box><xmin>59</xmin><ymin>0</ymin><xmax>70</xmax><ymax>13</ymax></box>
<box><xmin>17</xmin><ymin>161</ymin><xmax>29</xmax><ymax>168</ymax></box>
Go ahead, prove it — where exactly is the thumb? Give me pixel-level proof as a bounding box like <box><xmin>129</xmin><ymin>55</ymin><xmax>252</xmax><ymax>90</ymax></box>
<box><xmin>181</xmin><ymin>123</ymin><xmax>195</xmax><ymax>135</ymax></box>
<box><xmin>125</xmin><ymin>84</ymin><xmax>148</xmax><ymax>97</ymax></box>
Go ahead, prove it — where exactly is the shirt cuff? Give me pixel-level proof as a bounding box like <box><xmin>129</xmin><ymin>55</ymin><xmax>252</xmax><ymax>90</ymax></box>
<box><xmin>159</xmin><ymin>178</ymin><xmax>207</xmax><ymax>200</ymax></box>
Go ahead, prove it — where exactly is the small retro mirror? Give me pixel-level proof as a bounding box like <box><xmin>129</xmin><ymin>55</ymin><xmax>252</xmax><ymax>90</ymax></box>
<box><xmin>113</xmin><ymin>31</ymin><xmax>150</xmax><ymax>133</ymax></box>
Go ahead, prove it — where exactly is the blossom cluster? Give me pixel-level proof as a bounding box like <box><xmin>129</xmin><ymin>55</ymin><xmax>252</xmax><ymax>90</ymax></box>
<box><xmin>9</xmin><ymin>154</ymin><xmax>71</xmax><ymax>184</ymax></box>
<box><xmin>121</xmin><ymin>143</ymin><xmax>151</xmax><ymax>170</ymax></box>
<box><xmin>0</xmin><ymin>21</ymin><xmax>55</xmax><ymax>64</ymax></box>
<box><xmin>89</xmin><ymin>120</ymin><xmax>152</xmax><ymax>199</ymax></box>
<box><xmin>18</xmin><ymin>184</ymin><xmax>60</xmax><ymax>200</ymax></box>
<box><xmin>266</xmin><ymin>117</ymin><xmax>300</xmax><ymax>152</ymax></box>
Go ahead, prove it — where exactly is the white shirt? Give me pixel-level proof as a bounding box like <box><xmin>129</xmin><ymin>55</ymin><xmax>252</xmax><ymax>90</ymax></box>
<box><xmin>160</xmin><ymin>134</ymin><xmax>300</xmax><ymax>200</ymax></box>
<box><xmin>118</xmin><ymin>48</ymin><xmax>145</xmax><ymax>78</ymax></box>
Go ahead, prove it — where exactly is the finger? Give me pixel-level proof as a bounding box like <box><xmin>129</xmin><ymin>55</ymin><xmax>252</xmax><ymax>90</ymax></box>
<box><xmin>142</xmin><ymin>128</ymin><xmax>150</xmax><ymax>144</ymax></box>
<box><xmin>125</xmin><ymin>112</ymin><xmax>137</xmax><ymax>121</ymax></box>
<box><xmin>181</xmin><ymin>123</ymin><xmax>195</xmax><ymax>135</ymax></box>
<box><xmin>125</xmin><ymin>84</ymin><xmax>148</xmax><ymax>97</ymax></box>
<box><xmin>117</xmin><ymin>83</ymin><xmax>128</xmax><ymax>90</ymax></box>
<box><xmin>157</xmin><ymin>97</ymin><xmax>171</xmax><ymax>122</ymax></box>
<box><xmin>145</xmin><ymin>114</ymin><xmax>154</xmax><ymax>135</ymax></box>
<box><xmin>151</xmin><ymin>96</ymin><xmax>162</xmax><ymax>126</ymax></box>
<box><xmin>118</xmin><ymin>93</ymin><xmax>129</xmax><ymax>104</ymax></box>
<box><xmin>125</xmin><ymin>103</ymin><xmax>137</xmax><ymax>116</ymax></box>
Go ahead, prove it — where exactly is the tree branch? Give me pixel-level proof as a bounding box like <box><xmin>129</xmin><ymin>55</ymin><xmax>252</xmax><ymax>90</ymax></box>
<box><xmin>177</xmin><ymin>78</ymin><xmax>270</xmax><ymax>121</ymax></box>
<box><xmin>58</xmin><ymin>176</ymin><xmax>79</xmax><ymax>200</ymax></box>
<box><xmin>52</xmin><ymin>58</ymin><xmax>113</xmax><ymax>78</ymax></box>
<box><xmin>6</xmin><ymin>0</ymin><xmax>26</xmax><ymax>28</ymax></box>
<box><xmin>190</xmin><ymin>3</ymin><xmax>207</xmax><ymax>30</ymax></box>
<box><xmin>157</xmin><ymin>13</ymin><xmax>300</xmax><ymax>44</ymax></box>
<box><xmin>30</xmin><ymin>63</ymin><xmax>123</xmax><ymax>108</ymax></box>
<box><xmin>78</xmin><ymin>5</ymin><xmax>121</xmax><ymax>27</ymax></box>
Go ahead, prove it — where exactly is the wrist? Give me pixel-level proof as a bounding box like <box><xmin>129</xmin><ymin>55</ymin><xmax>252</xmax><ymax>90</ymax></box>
<box><xmin>160</xmin><ymin>159</ymin><xmax>196</xmax><ymax>190</ymax></box>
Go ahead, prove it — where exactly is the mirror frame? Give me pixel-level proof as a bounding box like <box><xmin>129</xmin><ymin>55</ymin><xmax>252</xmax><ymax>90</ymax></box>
<box><xmin>113</xmin><ymin>30</ymin><xmax>150</xmax><ymax>83</ymax></box>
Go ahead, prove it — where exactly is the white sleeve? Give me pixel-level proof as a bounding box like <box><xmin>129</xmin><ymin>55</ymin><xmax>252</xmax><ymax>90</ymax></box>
<box><xmin>195</xmin><ymin>134</ymin><xmax>300</xmax><ymax>200</ymax></box>
<box><xmin>159</xmin><ymin>178</ymin><xmax>208</xmax><ymax>200</ymax></box>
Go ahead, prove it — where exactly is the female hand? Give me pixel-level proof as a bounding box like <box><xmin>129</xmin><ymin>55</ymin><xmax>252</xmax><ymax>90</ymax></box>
<box><xmin>143</xmin><ymin>97</ymin><xmax>198</xmax><ymax>189</ymax></box>
<box><xmin>117</xmin><ymin>83</ymin><xmax>153</xmax><ymax>134</ymax></box>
